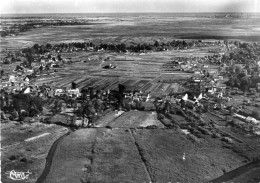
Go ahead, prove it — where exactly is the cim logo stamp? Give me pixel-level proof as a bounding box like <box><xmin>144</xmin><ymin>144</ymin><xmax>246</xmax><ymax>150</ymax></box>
<box><xmin>5</xmin><ymin>170</ymin><xmax>32</xmax><ymax>180</ymax></box>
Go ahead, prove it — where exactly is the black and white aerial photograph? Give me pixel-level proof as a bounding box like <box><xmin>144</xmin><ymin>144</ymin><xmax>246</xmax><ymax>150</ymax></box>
<box><xmin>1</xmin><ymin>0</ymin><xmax>260</xmax><ymax>182</ymax></box>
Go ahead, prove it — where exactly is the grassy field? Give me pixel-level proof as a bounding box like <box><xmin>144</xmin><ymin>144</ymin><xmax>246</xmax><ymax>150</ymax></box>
<box><xmin>38</xmin><ymin>109</ymin><xmax>255</xmax><ymax>183</ymax></box>
<box><xmin>1</xmin><ymin>122</ymin><xmax>68</xmax><ymax>183</ymax></box>
<box><xmin>43</xmin><ymin>128</ymin><xmax>150</xmax><ymax>183</ymax></box>
<box><xmin>2</xmin><ymin>13</ymin><xmax>260</xmax><ymax>183</ymax></box>
<box><xmin>132</xmin><ymin>128</ymin><xmax>246</xmax><ymax>183</ymax></box>
<box><xmin>32</xmin><ymin>49</ymin><xmax>199</xmax><ymax>96</ymax></box>
<box><xmin>1</xmin><ymin>13</ymin><xmax>260</xmax><ymax>51</ymax></box>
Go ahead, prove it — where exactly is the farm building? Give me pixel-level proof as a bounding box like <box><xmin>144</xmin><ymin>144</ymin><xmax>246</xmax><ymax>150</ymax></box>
<box><xmin>9</xmin><ymin>75</ymin><xmax>16</xmax><ymax>82</ymax></box>
<box><xmin>245</xmin><ymin>117</ymin><xmax>259</xmax><ymax>125</ymax></box>
<box><xmin>67</xmin><ymin>88</ymin><xmax>81</xmax><ymax>98</ymax></box>
<box><xmin>55</xmin><ymin>88</ymin><xmax>66</xmax><ymax>96</ymax></box>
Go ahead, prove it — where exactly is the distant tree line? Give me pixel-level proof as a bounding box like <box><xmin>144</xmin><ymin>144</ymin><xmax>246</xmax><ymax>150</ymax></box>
<box><xmin>1</xmin><ymin>20</ymin><xmax>93</xmax><ymax>37</ymax></box>
<box><xmin>19</xmin><ymin>39</ymin><xmax>195</xmax><ymax>56</ymax></box>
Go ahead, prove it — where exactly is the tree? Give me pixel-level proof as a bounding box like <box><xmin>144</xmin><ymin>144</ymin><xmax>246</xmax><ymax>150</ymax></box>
<box><xmin>252</xmin><ymin>110</ymin><xmax>260</xmax><ymax>120</ymax></box>
<box><xmin>234</xmin><ymin>41</ymin><xmax>240</xmax><ymax>47</ymax></box>
<box><xmin>238</xmin><ymin>72</ymin><xmax>246</xmax><ymax>79</ymax></box>
<box><xmin>240</xmin><ymin>77</ymin><xmax>250</xmax><ymax>92</ymax></box>
<box><xmin>120</xmin><ymin>43</ymin><xmax>126</xmax><ymax>52</ymax></box>
<box><xmin>81</xmin><ymin>88</ymin><xmax>88</xmax><ymax>102</ymax></box>
<box><xmin>118</xmin><ymin>84</ymin><xmax>125</xmax><ymax>107</ymax></box>
<box><xmin>94</xmin><ymin>99</ymin><xmax>104</xmax><ymax>113</ymax></box>
<box><xmin>227</xmin><ymin>65</ymin><xmax>236</xmax><ymax>74</ymax></box>
<box><xmin>33</xmin><ymin>44</ymin><xmax>40</xmax><ymax>51</ymax></box>
<box><xmin>71</xmin><ymin>82</ymin><xmax>77</xmax><ymax>89</ymax></box>
<box><xmin>227</xmin><ymin>77</ymin><xmax>235</xmax><ymax>88</ymax></box>
<box><xmin>154</xmin><ymin>41</ymin><xmax>159</xmax><ymax>47</ymax></box>
<box><xmin>54</xmin><ymin>99</ymin><xmax>62</xmax><ymax>114</ymax></box>
<box><xmin>25</xmin><ymin>52</ymin><xmax>33</xmax><ymax>68</ymax></box>
<box><xmin>82</xmin><ymin>101</ymin><xmax>96</xmax><ymax>125</ymax></box>
<box><xmin>12</xmin><ymin>94</ymin><xmax>43</xmax><ymax>119</ymax></box>
<box><xmin>90</xmin><ymin>42</ymin><xmax>94</xmax><ymax>47</ymax></box>
<box><xmin>229</xmin><ymin>52</ymin><xmax>235</xmax><ymax>59</ymax></box>
<box><xmin>163</xmin><ymin>100</ymin><xmax>171</xmax><ymax>114</ymax></box>
<box><xmin>251</xmin><ymin>76</ymin><xmax>260</xmax><ymax>88</ymax></box>
<box><xmin>89</xmin><ymin>87</ymin><xmax>95</xmax><ymax>99</ymax></box>
<box><xmin>57</xmin><ymin>54</ymin><xmax>62</xmax><ymax>61</ymax></box>
<box><xmin>235</xmin><ymin>65</ymin><xmax>243</xmax><ymax>75</ymax></box>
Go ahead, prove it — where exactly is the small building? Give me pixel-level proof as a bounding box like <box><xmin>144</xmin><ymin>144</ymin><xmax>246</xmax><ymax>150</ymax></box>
<box><xmin>245</xmin><ymin>117</ymin><xmax>259</xmax><ymax>125</ymax></box>
<box><xmin>23</xmin><ymin>87</ymin><xmax>31</xmax><ymax>94</ymax></box>
<box><xmin>24</xmin><ymin>76</ymin><xmax>30</xmax><ymax>83</ymax></box>
<box><xmin>9</xmin><ymin>75</ymin><xmax>16</xmax><ymax>82</ymax></box>
<box><xmin>67</xmin><ymin>88</ymin><xmax>81</xmax><ymax>98</ymax></box>
<box><xmin>55</xmin><ymin>88</ymin><xmax>65</xmax><ymax>96</ymax></box>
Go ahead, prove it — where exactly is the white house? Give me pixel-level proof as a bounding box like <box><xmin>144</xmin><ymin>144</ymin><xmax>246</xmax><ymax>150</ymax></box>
<box><xmin>245</xmin><ymin>117</ymin><xmax>259</xmax><ymax>125</ymax></box>
<box><xmin>23</xmin><ymin>87</ymin><xmax>30</xmax><ymax>94</ymax></box>
<box><xmin>55</xmin><ymin>88</ymin><xmax>65</xmax><ymax>96</ymax></box>
<box><xmin>9</xmin><ymin>75</ymin><xmax>16</xmax><ymax>82</ymax></box>
<box><xmin>67</xmin><ymin>88</ymin><xmax>81</xmax><ymax>97</ymax></box>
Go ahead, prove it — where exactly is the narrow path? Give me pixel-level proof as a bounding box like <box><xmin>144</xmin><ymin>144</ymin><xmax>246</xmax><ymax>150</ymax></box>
<box><xmin>81</xmin><ymin>128</ymin><xmax>100</xmax><ymax>183</ymax></box>
<box><xmin>129</xmin><ymin>129</ymin><xmax>153</xmax><ymax>183</ymax></box>
<box><xmin>36</xmin><ymin>130</ymin><xmax>71</xmax><ymax>183</ymax></box>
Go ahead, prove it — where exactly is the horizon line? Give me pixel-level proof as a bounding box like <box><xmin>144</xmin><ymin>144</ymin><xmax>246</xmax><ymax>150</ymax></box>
<box><xmin>1</xmin><ymin>11</ymin><xmax>259</xmax><ymax>15</ymax></box>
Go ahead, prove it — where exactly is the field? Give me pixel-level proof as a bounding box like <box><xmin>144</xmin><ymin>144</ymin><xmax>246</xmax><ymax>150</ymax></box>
<box><xmin>31</xmin><ymin>49</ymin><xmax>205</xmax><ymax>97</ymax></box>
<box><xmin>1</xmin><ymin>121</ymin><xmax>68</xmax><ymax>183</ymax></box>
<box><xmin>1</xmin><ymin>13</ymin><xmax>260</xmax><ymax>52</ymax></box>
<box><xmin>1</xmin><ymin>13</ymin><xmax>260</xmax><ymax>183</ymax></box>
<box><xmin>39</xmin><ymin>110</ymin><xmax>260</xmax><ymax>183</ymax></box>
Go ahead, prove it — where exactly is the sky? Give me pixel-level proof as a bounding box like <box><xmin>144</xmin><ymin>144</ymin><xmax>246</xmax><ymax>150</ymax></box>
<box><xmin>0</xmin><ymin>0</ymin><xmax>259</xmax><ymax>14</ymax></box>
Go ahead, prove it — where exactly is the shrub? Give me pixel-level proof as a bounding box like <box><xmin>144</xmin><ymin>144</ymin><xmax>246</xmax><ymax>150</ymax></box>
<box><xmin>18</xmin><ymin>115</ymin><xmax>26</xmax><ymax>121</ymax></box>
<box><xmin>212</xmin><ymin>132</ymin><xmax>221</xmax><ymax>138</ymax></box>
<box><xmin>252</xmin><ymin>110</ymin><xmax>260</xmax><ymax>120</ymax></box>
<box><xmin>145</xmin><ymin>125</ymin><xmax>158</xmax><ymax>129</ymax></box>
<box><xmin>222</xmin><ymin>137</ymin><xmax>233</xmax><ymax>143</ymax></box>
<box><xmin>12</xmin><ymin>94</ymin><xmax>43</xmax><ymax>117</ymax></box>
<box><xmin>157</xmin><ymin>113</ymin><xmax>165</xmax><ymax>120</ymax></box>
<box><xmin>198</xmin><ymin>126</ymin><xmax>212</xmax><ymax>135</ymax></box>
<box><xmin>29</xmin><ymin>108</ymin><xmax>40</xmax><ymax>117</ymax></box>
<box><xmin>187</xmin><ymin>134</ymin><xmax>200</xmax><ymax>142</ymax></box>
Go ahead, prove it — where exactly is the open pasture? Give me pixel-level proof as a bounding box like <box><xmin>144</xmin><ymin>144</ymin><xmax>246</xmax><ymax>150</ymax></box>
<box><xmin>2</xmin><ymin>13</ymin><xmax>260</xmax><ymax>52</ymax></box>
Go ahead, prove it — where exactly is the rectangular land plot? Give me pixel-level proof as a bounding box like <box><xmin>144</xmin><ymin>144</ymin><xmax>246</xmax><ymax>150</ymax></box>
<box><xmin>132</xmin><ymin>129</ymin><xmax>247</xmax><ymax>183</ymax></box>
<box><xmin>85</xmin><ymin>128</ymin><xmax>151</xmax><ymax>183</ymax></box>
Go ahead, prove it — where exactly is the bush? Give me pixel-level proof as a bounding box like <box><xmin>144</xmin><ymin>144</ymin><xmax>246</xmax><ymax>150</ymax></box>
<box><xmin>222</xmin><ymin>137</ymin><xmax>233</xmax><ymax>144</ymax></box>
<box><xmin>198</xmin><ymin>126</ymin><xmax>212</xmax><ymax>135</ymax></box>
<box><xmin>212</xmin><ymin>132</ymin><xmax>221</xmax><ymax>138</ymax></box>
<box><xmin>29</xmin><ymin>108</ymin><xmax>40</xmax><ymax>117</ymax></box>
<box><xmin>12</xmin><ymin>94</ymin><xmax>43</xmax><ymax>117</ymax></box>
<box><xmin>18</xmin><ymin>115</ymin><xmax>26</xmax><ymax>122</ymax></box>
<box><xmin>187</xmin><ymin>134</ymin><xmax>200</xmax><ymax>142</ymax></box>
<box><xmin>157</xmin><ymin>113</ymin><xmax>165</xmax><ymax>120</ymax></box>
<box><xmin>145</xmin><ymin>125</ymin><xmax>158</xmax><ymax>129</ymax></box>
<box><xmin>252</xmin><ymin>110</ymin><xmax>260</xmax><ymax>120</ymax></box>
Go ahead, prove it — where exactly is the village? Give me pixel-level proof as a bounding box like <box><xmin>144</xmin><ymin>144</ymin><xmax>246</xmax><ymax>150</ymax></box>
<box><xmin>1</xmin><ymin>38</ymin><xmax>260</xmax><ymax>183</ymax></box>
<box><xmin>1</xmin><ymin>39</ymin><xmax>260</xmax><ymax>124</ymax></box>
